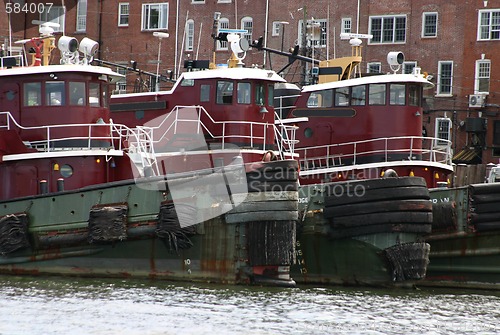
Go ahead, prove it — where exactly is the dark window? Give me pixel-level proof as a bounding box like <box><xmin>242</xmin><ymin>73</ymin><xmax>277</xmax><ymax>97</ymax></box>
<box><xmin>335</xmin><ymin>87</ymin><xmax>349</xmax><ymax>106</ymax></box>
<box><xmin>268</xmin><ymin>85</ymin><xmax>274</xmax><ymax>106</ymax></box>
<box><xmin>255</xmin><ymin>84</ymin><xmax>264</xmax><ymax>105</ymax></box>
<box><xmin>409</xmin><ymin>85</ymin><xmax>421</xmax><ymax>106</ymax></box>
<box><xmin>389</xmin><ymin>84</ymin><xmax>406</xmax><ymax>105</ymax></box>
<box><xmin>69</xmin><ymin>82</ymin><xmax>86</xmax><ymax>105</ymax></box>
<box><xmin>351</xmin><ymin>85</ymin><xmax>366</xmax><ymax>106</ymax></box>
<box><xmin>493</xmin><ymin>120</ymin><xmax>500</xmax><ymax>145</ymax></box>
<box><xmin>216</xmin><ymin>81</ymin><xmax>233</xmax><ymax>104</ymax></box>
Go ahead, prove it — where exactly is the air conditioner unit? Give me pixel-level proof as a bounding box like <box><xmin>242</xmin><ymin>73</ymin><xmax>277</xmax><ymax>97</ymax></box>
<box><xmin>469</xmin><ymin>94</ymin><xmax>486</xmax><ymax>108</ymax></box>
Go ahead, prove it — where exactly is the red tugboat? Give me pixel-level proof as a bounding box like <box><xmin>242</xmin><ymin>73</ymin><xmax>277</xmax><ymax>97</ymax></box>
<box><xmin>269</xmin><ymin>35</ymin><xmax>454</xmax><ymax>286</ymax></box>
<box><xmin>0</xmin><ymin>25</ymin><xmax>299</xmax><ymax>286</ymax></box>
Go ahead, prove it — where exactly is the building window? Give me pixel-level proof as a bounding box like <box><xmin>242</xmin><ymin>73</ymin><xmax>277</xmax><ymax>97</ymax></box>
<box><xmin>437</xmin><ymin>61</ymin><xmax>453</xmax><ymax>95</ymax></box>
<box><xmin>115</xmin><ymin>67</ymin><xmax>127</xmax><ymax>94</ymax></box>
<box><xmin>217</xmin><ymin>0</ymin><xmax>231</xmax><ymax>2</ymax></box>
<box><xmin>369</xmin><ymin>15</ymin><xmax>406</xmax><ymax>44</ymax></box>
<box><xmin>422</xmin><ymin>12</ymin><xmax>437</xmax><ymax>38</ymax></box>
<box><xmin>341</xmin><ymin>18</ymin><xmax>352</xmax><ymax>35</ymax></box>
<box><xmin>435</xmin><ymin>118</ymin><xmax>452</xmax><ymax>145</ymax></box>
<box><xmin>186</xmin><ymin>19</ymin><xmax>194</xmax><ymax>51</ymax></box>
<box><xmin>241</xmin><ymin>17</ymin><xmax>253</xmax><ymax>46</ymax></box>
<box><xmin>142</xmin><ymin>3</ymin><xmax>168</xmax><ymax>31</ymax></box>
<box><xmin>217</xmin><ymin>18</ymin><xmax>229</xmax><ymax>50</ymax></box>
<box><xmin>76</xmin><ymin>0</ymin><xmax>87</xmax><ymax>32</ymax></box>
<box><xmin>318</xmin><ymin>20</ymin><xmax>327</xmax><ymax>47</ymax></box>
<box><xmin>40</xmin><ymin>6</ymin><xmax>65</xmax><ymax>33</ymax></box>
<box><xmin>191</xmin><ymin>0</ymin><xmax>205</xmax><ymax>3</ymax></box>
<box><xmin>272</xmin><ymin>22</ymin><xmax>281</xmax><ymax>37</ymax></box>
<box><xmin>367</xmin><ymin>62</ymin><xmax>381</xmax><ymax>74</ymax></box>
<box><xmin>478</xmin><ymin>9</ymin><xmax>500</xmax><ymax>40</ymax></box>
<box><xmin>118</xmin><ymin>3</ymin><xmax>129</xmax><ymax>27</ymax></box>
<box><xmin>403</xmin><ymin>61</ymin><xmax>417</xmax><ymax>74</ymax></box>
<box><xmin>475</xmin><ymin>59</ymin><xmax>491</xmax><ymax>94</ymax></box>
<box><xmin>493</xmin><ymin>120</ymin><xmax>500</xmax><ymax>145</ymax></box>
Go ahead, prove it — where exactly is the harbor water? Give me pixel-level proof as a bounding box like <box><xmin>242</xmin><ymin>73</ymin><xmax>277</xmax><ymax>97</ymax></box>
<box><xmin>0</xmin><ymin>276</ymin><xmax>498</xmax><ymax>335</ymax></box>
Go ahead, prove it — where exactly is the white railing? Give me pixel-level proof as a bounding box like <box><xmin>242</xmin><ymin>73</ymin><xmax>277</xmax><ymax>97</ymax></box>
<box><xmin>297</xmin><ymin>136</ymin><xmax>453</xmax><ymax>171</ymax></box>
<box><xmin>1</xmin><ymin>106</ymin><xmax>300</xmax><ymax>176</ymax></box>
<box><xmin>0</xmin><ymin>54</ymin><xmax>25</xmax><ymax>68</ymax></box>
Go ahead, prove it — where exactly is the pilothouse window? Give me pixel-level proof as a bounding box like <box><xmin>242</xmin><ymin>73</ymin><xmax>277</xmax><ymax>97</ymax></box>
<box><xmin>23</xmin><ymin>82</ymin><xmax>41</xmax><ymax>106</ymax></box>
<box><xmin>390</xmin><ymin>84</ymin><xmax>406</xmax><ymax>105</ymax></box>
<box><xmin>307</xmin><ymin>89</ymin><xmax>333</xmax><ymax>108</ymax></box>
<box><xmin>237</xmin><ymin>82</ymin><xmax>251</xmax><ymax>104</ymax></box>
<box><xmin>69</xmin><ymin>82</ymin><xmax>86</xmax><ymax>105</ymax></box>
<box><xmin>369</xmin><ymin>84</ymin><xmax>386</xmax><ymax>105</ymax></box>
<box><xmin>216</xmin><ymin>81</ymin><xmax>233</xmax><ymax>104</ymax></box>
<box><xmin>89</xmin><ymin>82</ymin><xmax>100</xmax><ymax>107</ymax></box>
<box><xmin>46</xmin><ymin>81</ymin><xmax>65</xmax><ymax>106</ymax></box>
<box><xmin>255</xmin><ymin>84</ymin><xmax>265</xmax><ymax>106</ymax></box>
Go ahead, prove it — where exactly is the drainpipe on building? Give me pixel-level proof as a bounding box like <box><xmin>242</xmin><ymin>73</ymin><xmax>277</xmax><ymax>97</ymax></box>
<box><xmin>263</xmin><ymin>0</ymin><xmax>269</xmax><ymax>67</ymax></box>
<box><xmin>175</xmin><ymin>0</ymin><xmax>180</xmax><ymax>79</ymax></box>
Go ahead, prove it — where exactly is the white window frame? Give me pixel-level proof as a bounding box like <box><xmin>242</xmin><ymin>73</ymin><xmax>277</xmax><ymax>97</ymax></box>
<box><xmin>76</xmin><ymin>0</ymin><xmax>87</xmax><ymax>32</ymax></box>
<box><xmin>191</xmin><ymin>0</ymin><xmax>205</xmax><ymax>3</ymax></box>
<box><xmin>118</xmin><ymin>3</ymin><xmax>129</xmax><ymax>27</ymax></box>
<box><xmin>421</xmin><ymin>12</ymin><xmax>438</xmax><ymax>38</ymax></box>
<box><xmin>115</xmin><ymin>67</ymin><xmax>127</xmax><ymax>94</ymax></box>
<box><xmin>40</xmin><ymin>6</ymin><xmax>65</xmax><ymax>33</ymax></box>
<box><xmin>217</xmin><ymin>0</ymin><xmax>231</xmax><ymax>2</ymax></box>
<box><xmin>435</xmin><ymin>118</ymin><xmax>452</xmax><ymax>146</ymax></box>
<box><xmin>437</xmin><ymin>61</ymin><xmax>453</xmax><ymax>96</ymax></box>
<box><xmin>217</xmin><ymin>18</ymin><xmax>229</xmax><ymax>50</ymax></box>
<box><xmin>141</xmin><ymin>3</ymin><xmax>168</xmax><ymax>31</ymax></box>
<box><xmin>185</xmin><ymin>19</ymin><xmax>194</xmax><ymax>51</ymax></box>
<box><xmin>367</xmin><ymin>62</ymin><xmax>381</xmax><ymax>74</ymax></box>
<box><xmin>403</xmin><ymin>61</ymin><xmax>417</xmax><ymax>74</ymax></box>
<box><xmin>241</xmin><ymin>16</ymin><xmax>253</xmax><ymax>46</ymax></box>
<box><xmin>475</xmin><ymin>59</ymin><xmax>491</xmax><ymax>94</ymax></box>
<box><xmin>272</xmin><ymin>21</ymin><xmax>281</xmax><ymax>37</ymax></box>
<box><xmin>369</xmin><ymin>15</ymin><xmax>407</xmax><ymax>44</ymax></box>
<box><xmin>341</xmin><ymin>18</ymin><xmax>352</xmax><ymax>35</ymax></box>
<box><xmin>478</xmin><ymin>9</ymin><xmax>500</xmax><ymax>40</ymax></box>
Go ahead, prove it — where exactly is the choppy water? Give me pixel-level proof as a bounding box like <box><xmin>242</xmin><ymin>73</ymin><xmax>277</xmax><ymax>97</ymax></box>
<box><xmin>0</xmin><ymin>276</ymin><xmax>498</xmax><ymax>335</ymax></box>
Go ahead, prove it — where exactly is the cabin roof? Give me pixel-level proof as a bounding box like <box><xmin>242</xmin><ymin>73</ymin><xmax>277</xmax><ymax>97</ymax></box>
<box><xmin>0</xmin><ymin>64</ymin><xmax>123</xmax><ymax>80</ymax></box>
<box><xmin>302</xmin><ymin>73</ymin><xmax>434</xmax><ymax>93</ymax></box>
<box><xmin>180</xmin><ymin>67</ymin><xmax>286</xmax><ymax>83</ymax></box>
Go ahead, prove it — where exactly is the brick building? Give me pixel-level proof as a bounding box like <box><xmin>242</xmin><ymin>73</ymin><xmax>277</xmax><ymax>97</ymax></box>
<box><xmin>1</xmin><ymin>0</ymin><xmax>499</xmax><ymax>166</ymax></box>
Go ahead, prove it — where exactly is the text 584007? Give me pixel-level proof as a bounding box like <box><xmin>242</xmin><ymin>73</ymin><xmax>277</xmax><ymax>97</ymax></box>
<box><xmin>5</xmin><ymin>2</ymin><xmax>53</xmax><ymax>14</ymax></box>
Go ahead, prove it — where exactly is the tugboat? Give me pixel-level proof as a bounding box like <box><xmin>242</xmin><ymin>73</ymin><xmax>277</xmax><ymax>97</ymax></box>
<box><xmin>0</xmin><ymin>23</ymin><xmax>299</xmax><ymax>286</ymax></box>
<box><xmin>422</xmin><ymin>172</ymin><xmax>500</xmax><ymax>290</ymax></box>
<box><xmin>266</xmin><ymin>34</ymin><xmax>454</xmax><ymax>286</ymax></box>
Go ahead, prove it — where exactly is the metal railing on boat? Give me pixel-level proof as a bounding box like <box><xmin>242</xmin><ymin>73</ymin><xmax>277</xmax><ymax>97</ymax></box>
<box><xmin>0</xmin><ymin>107</ymin><xmax>300</xmax><ymax>177</ymax></box>
<box><xmin>297</xmin><ymin>136</ymin><xmax>453</xmax><ymax>172</ymax></box>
